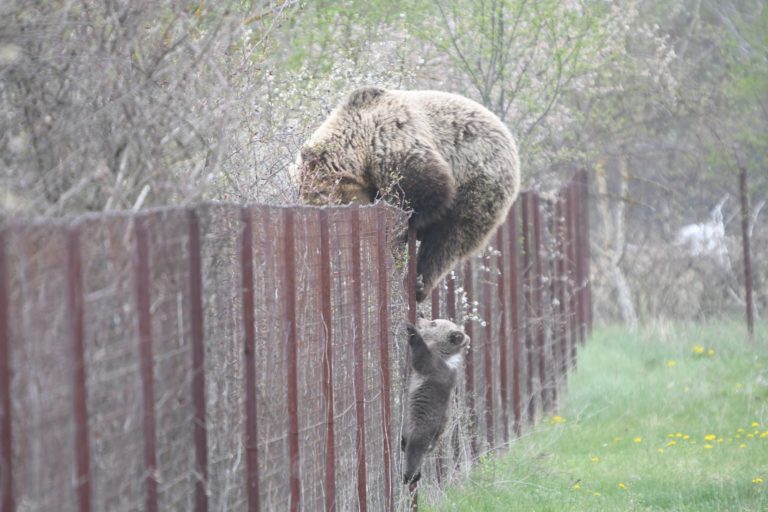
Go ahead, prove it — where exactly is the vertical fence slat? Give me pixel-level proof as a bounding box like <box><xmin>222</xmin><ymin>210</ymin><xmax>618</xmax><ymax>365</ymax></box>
<box><xmin>572</xmin><ymin>178</ymin><xmax>585</xmax><ymax>346</ymax></box>
<box><xmin>240</xmin><ymin>207</ymin><xmax>260</xmax><ymax>512</ymax></box>
<box><xmin>187</xmin><ymin>210</ymin><xmax>208</xmax><ymax>512</ymax></box>
<box><xmin>482</xmin><ymin>250</ymin><xmax>495</xmax><ymax>449</ymax></box>
<box><xmin>546</xmin><ymin>201</ymin><xmax>560</xmax><ymax>407</ymax></box>
<box><xmin>496</xmin><ymin>227</ymin><xmax>509</xmax><ymax>444</ymax></box>
<box><xmin>578</xmin><ymin>171</ymin><xmax>592</xmax><ymax>337</ymax></box>
<box><xmin>0</xmin><ymin>230</ymin><xmax>11</xmax><ymax>512</ymax></box>
<box><xmin>463</xmin><ymin>259</ymin><xmax>478</xmax><ymax>457</ymax></box>
<box><xmin>375</xmin><ymin>207</ymin><xmax>393</xmax><ymax>512</ymax></box>
<box><xmin>67</xmin><ymin>226</ymin><xmax>91</xmax><ymax>512</ymax></box>
<box><xmin>506</xmin><ymin>208</ymin><xmax>522</xmax><ymax>437</ymax></box>
<box><xmin>739</xmin><ymin>166</ymin><xmax>755</xmax><ymax>339</ymax></box>
<box><xmin>532</xmin><ymin>195</ymin><xmax>549</xmax><ymax>412</ymax></box>
<box><xmin>350</xmin><ymin>206</ymin><xmax>368</xmax><ymax>512</ymax></box>
<box><xmin>282</xmin><ymin>209</ymin><xmax>301</xmax><ymax>512</ymax></box>
<box><xmin>521</xmin><ymin>193</ymin><xmax>536</xmax><ymax>425</ymax></box>
<box><xmin>318</xmin><ymin>209</ymin><xmax>337</xmax><ymax>512</ymax></box>
<box><xmin>134</xmin><ymin>216</ymin><xmax>158</xmax><ymax>512</ymax></box>
<box><xmin>567</xmin><ymin>183</ymin><xmax>579</xmax><ymax>363</ymax></box>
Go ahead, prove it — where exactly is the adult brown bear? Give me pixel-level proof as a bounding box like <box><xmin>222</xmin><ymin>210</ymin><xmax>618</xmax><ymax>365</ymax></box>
<box><xmin>296</xmin><ymin>87</ymin><xmax>520</xmax><ymax>301</ymax></box>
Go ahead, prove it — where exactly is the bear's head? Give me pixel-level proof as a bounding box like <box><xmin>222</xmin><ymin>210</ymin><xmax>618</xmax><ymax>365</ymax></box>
<box><xmin>294</xmin><ymin>87</ymin><xmax>391</xmax><ymax>206</ymax></box>
<box><xmin>415</xmin><ymin>317</ymin><xmax>470</xmax><ymax>364</ymax></box>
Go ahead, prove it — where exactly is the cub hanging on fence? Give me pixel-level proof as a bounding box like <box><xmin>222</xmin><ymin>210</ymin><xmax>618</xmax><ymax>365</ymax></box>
<box><xmin>294</xmin><ymin>86</ymin><xmax>520</xmax><ymax>302</ymax></box>
<box><xmin>402</xmin><ymin>317</ymin><xmax>469</xmax><ymax>485</ymax></box>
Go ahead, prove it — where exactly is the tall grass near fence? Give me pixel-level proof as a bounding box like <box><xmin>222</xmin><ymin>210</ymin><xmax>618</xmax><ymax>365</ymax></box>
<box><xmin>0</xmin><ymin>173</ymin><xmax>590</xmax><ymax>511</ymax></box>
<box><xmin>428</xmin><ymin>320</ymin><xmax>768</xmax><ymax>511</ymax></box>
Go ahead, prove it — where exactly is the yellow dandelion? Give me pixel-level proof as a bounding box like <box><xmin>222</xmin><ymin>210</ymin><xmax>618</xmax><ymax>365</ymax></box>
<box><xmin>667</xmin><ymin>360</ymin><xmax>677</xmax><ymax>368</ymax></box>
<box><xmin>683</xmin><ymin>435</ymin><xmax>690</xmax><ymax>440</ymax></box>
<box><xmin>613</xmin><ymin>437</ymin><xmax>621</xmax><ymax>443</ymax></box>
<box><xmin>591</xmin><ymin>456</ymin><xmax>600</xmax><ymax>463</ymax></box>
<box><xmin>753</xmin><ymin>477</ymin><xmax>764</xmax><ymax>485</ymax></box>
<box><xmin>675</xmin><ymin>432</ymin><xmax>683</xmax><ymax>438</ymax></box>
<box><xmin>707</xmin><ymin>348</ymin><xmax>715</xmax><ymax>357</ymax></box>
<box><xmin>717</xmin><ymin>438</ymin><xmax>724</xmax><ymax>444</ymax></box>
<box><xmin>657</xmin><ymin>448</ymin><xmax>665</xmax><ymax>454</ymax></box>
<box><xmin>618</xmin><ymin>483</ymin><xmax>627</xmax><ymax>490</ymax></box>
<box><xmin>739</xmin><ymin>443</ymin><xmax>747</xmax><ymax>449</ymax></box>
<box><xmin>704</xmin><ymin>444</ymin><xmax>713</xmax><ymax>449</ymax></box>
<box><xmin>593</xmin><ymin>492</ymin><xmax>601</xmax><ymax>497</ymax></box>
<box><xmin>760</xmin><ymin>431</ymin><xmax>768</xmax><ymax>439</ymax></box>
<box><xmin>748</xmin><ymin>433</ymin><xmax>755</xmax><ymax>439</ymax></box>
<box><xmin>633</xmin><ymin>436</ymin><xmax>642</xmax><ymax>444</ymax></box>
<box><xmin>550</xmin><ymin>415</ymin><xmax>566</xmax><ymax>425</ymax></box>
<box><xmin>704</xmin><ymin>434</ymin><xmax>716</xmax><ymax>441</ymax></box>
<box><xmin>692</xmin><ymin>345</ymin><xmax>705</xmax><ymax>355</ymax></box>
<box><xmin>572</xmin><ymin>483</ymin><xmax>581</xmax><ymax>491</ymax></box>
<box><xmin>737</xmin><ymin>428</ymin><xmax>746</xmax><ymax>433</ymax></box>
<box><xmin>667</xmin><ymin>440</ymin><xmax>677</xmax><ymax>447</ymax></box>
<box><xmin>735</xmin><ymin>383</ymin><xmax>743</xmax><ymax>390</ymax></box>
<box><xmin>752</xmin><ymin>422</ymin><xmax>760</xmax><ymax>428</ymax></box>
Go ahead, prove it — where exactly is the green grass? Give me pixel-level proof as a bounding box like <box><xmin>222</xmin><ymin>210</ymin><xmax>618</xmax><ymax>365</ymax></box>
<box><xmin>427</xmin><ymin>320</ymin><xmax>768</xmax><ymax>511</ymax></box>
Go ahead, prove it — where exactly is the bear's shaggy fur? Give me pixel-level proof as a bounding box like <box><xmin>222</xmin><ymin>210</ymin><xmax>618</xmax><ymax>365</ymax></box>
<box><xmin>401</xmin><ymin>318</ymin><xmax>469</xmax><ymax>485</ymax></box>
<box><xmin>296</xmin><ymin>87</ymin><xmax>520</xmax><ymax>301</ymax></box>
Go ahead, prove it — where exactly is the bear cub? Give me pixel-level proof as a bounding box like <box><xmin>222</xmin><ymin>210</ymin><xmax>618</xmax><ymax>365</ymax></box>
<box><xmin>402</xmin><ymin>317</ymin><xmax>469</xmax><ymax>485</ymax></box>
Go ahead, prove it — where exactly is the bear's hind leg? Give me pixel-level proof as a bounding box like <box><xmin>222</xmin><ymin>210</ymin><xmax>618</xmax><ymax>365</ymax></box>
<box><xmin>415</xmin><ymin>206</ymin><xmax>505</xmax><ymax>301</ymax></box>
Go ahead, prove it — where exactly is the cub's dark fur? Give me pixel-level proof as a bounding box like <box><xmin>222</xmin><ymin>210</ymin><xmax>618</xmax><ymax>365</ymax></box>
<box><xmin>402</xmin><ymin>318</ymin><xmax>469</xmax><ymax>484</ymax></box>
<box><xmin>295</xmin><ymin>87</ymin><xmax>520</xmax><ymax>301</ymax></box>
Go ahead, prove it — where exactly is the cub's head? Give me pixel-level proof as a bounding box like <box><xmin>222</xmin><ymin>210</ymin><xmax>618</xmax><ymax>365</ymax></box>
<box><xmin>415</xmin><ymin>317</ymin><xmax>470</xmax><ymax>361</ymax></box>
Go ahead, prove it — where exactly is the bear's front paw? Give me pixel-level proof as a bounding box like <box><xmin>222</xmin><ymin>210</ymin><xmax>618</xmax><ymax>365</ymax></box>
<box><xmin>415</xmin><ymin>274</ymin><xmax>427</xmax><ymax>302</ymax></box>
<box><xmin>404</xmin><ymin>471</ymin><xmax>421</xmax><ymax>486</ymax></box>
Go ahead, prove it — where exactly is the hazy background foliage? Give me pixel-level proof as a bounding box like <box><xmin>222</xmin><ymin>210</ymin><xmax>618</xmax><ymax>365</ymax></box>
<box><xmin>1</xmin><ymin>0</ymin><xmax>765</xmax><ymax>323</ymax></box>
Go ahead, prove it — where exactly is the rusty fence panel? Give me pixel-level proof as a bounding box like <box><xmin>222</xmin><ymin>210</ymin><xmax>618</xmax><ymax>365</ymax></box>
<box><xmin>0</xmin><ymin>173</ymin><xmax>589</xmax><ymax>512</ymax></box>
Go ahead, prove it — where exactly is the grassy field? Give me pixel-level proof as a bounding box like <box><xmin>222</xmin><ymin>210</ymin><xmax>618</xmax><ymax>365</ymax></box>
<box><xmin>427</xmin><ymin>320</ymin><xmax>768</xmax><ymax>511</ymax></box>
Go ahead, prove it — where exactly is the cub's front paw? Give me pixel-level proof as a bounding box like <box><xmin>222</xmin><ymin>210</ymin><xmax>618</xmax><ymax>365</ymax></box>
<box><xmin>406</xmin><ymin>323</ymin><xmax>418</xmax><ymax>343</ymax></box>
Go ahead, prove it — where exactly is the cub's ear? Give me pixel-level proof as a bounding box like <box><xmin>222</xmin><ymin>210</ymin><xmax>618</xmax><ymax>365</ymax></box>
<box><xmin>346</xmin><ymin>86</ymin><xmax>385</xmax><ymax>109</ymax></box>
<box><xmin>449</xmin><ymin>331</ymin><xmax>465</xmax><ymax>345</ymax></box>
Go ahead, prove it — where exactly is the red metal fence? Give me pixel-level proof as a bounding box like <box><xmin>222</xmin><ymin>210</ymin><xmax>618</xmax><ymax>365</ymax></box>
<box><xmin>0</xmin><ymin>172</ymin><xmax>590</xmax><ymax>512</ymax></box>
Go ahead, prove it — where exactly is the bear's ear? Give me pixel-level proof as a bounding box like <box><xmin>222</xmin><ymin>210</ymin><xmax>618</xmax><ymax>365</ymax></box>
<box><xmin>346</xmin><ymin>86</ymin><xmax>386</xmax><ymax>109</ymax></box>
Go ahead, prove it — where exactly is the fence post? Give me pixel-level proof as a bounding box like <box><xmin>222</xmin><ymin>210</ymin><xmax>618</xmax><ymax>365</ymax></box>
<box><xmin>521</xmin><ymin>193</ymin><xmax>536</xmax><ymax>425</ymax></box>
<box><xmin>555</xmin><ymin>194</ymin><xmax>570</xmax><ymax>380</ymax></box>
<box><xmin>532</xmin><ymin>194</ymin><xmax>549</xmax><ymax>413</ymax></box>
<box><xmin>283</xmin><ymin>209</ymin><xmax>301</xmax><ymax>512</ymax></box>
<box><xmin>240</xmin><ymin>207</ymin><xmax>260</xmax><ymax>512</ymax></box>
<box><xmin>463</xmin><ymin>259</ymin><xmax>479</xmax><ymax>457</ymax></box>
<box><xmin>482</xmin><ymin>249</ymin><xmax>495</xmax><ymax>449</ymax></box>
<box><xmin>579</xmin><ymin>171</ymin><xmax>593</xmax><ymax>336</ymax></box>
<box><xmin>738</xmin><ymin>166</ymin><xmax>755</xmax><ymax>339</ymax></box>
<box><xmin>350</xmin><ymin>206</ymin><xmax>368</xmax><ymax>512</ymax></box>
<box><xmin>375</xmin><ymin>207</ymin><xmax>394</xmax><ymax>511</ymax></box>
<box><xmin>67</xmin><ymin>226</ymin><xmax>91</xmax><ymax>512</ymax></box>
<box><xmin>546</xmin><ymin>201</ymin><xmax>560</xmax><ymax>408</ymax></box>
<box><xmin>496</xmin><ymin>227</ymin><xmax>509</xmax><ymax>444</ymax></box>
<box><xmin>0</xmin><ymin>229</ymin><xmax>11</xmax><ymax>512</ymax></box>
<box><xmin>507</xmin><ymin>208</ymin><xmax>522</xmax><ymax>437</ymax></box>
<box><xmin>318</xmin><ymin>209</ymin><xmax>337</xmax><ymax>512</ymax></box>
<box><xmin>187</xmin><ymin>210</ymin><xmax>209</xmax><ymax>512</ymax></box>
<box><xmin>565</xmin><ymin>185</ymin><xmax>578</xmax><ymax>367</ymax></box>
<box><xmin>133</xmin><ymin>215</ymin><xmax>158</xmax><ymax>512</ymax></box>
